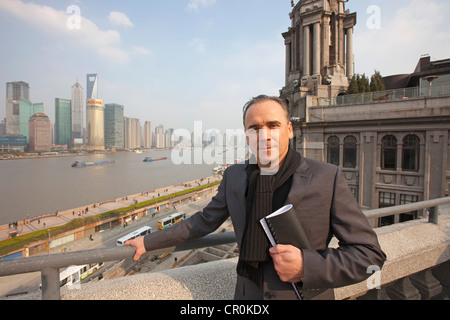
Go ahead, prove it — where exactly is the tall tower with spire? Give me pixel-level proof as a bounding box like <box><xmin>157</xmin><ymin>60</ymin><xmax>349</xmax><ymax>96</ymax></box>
<box><xmin>85</xmin><ymin>73</ymin><xmax>105</xmax><ymax>151</ymax></box>
<box><xmin>280</xmin><ymin>0</ymin><xmax>356</xmax><ymax>121</ymax></box>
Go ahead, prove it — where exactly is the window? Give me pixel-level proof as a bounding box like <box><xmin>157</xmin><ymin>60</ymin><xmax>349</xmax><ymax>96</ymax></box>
<box><xmin>379</xmin><ymin>192</ymin><xmax>396</xmax><ymax>208</ymax></box>
<box><xmin>381</xmin><ymin>135</ymin><xmax>397</xmax><ymax>170</ymax></box>
<box><xmin>379</xmin><ymin>192</ymin><xmax>396</xmax><ymax>226</ymax></box>
<box><xmin>399</xmin><ymin>194</ymin><xmax>419</xmax><ymax>222</ymax></box>
<box><xmin>13</xmin><ymin>102</ymin><xmax>20</xmax><ymax>116</ymax></box>
<box><xmin>402</xmin><ymin>135</ymin><xmax>420</xmax><ymax>171</ymax></box>
<box><xmin>343</xmin><ymin>136</ymin><xmax>357</xmax><ymax>168</ymax></box>
<box><xmin>327</xmin><ymin>136</ymin><xmax>340</xmax><ymax>166</ymax></box>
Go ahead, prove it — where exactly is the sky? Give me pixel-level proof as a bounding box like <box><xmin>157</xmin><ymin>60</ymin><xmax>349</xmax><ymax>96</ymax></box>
<box><xmin>0</xmin><ymin>0</ymin><xmax>449</xmax><ymax>133</ymax></box>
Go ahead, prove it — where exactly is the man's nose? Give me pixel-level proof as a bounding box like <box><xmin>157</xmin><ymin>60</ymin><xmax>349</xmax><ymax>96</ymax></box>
<box><xmin>258</xmin><ymin>128</ymin><xmax>271</xmax><ymax>140</ymax></box>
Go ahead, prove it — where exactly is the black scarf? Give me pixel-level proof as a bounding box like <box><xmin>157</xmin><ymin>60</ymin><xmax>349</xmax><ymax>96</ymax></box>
<box><xmin>237</xmin><ymin>147</ymin><xmax>302</xmax><ymax>286</ymax></box>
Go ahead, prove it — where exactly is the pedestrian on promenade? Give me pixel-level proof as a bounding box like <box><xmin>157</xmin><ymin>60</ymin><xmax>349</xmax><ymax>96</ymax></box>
<box><xmin>126</xmin><ymin>95</ymin><xmax>386</xmax><ymax>300</ymax></box>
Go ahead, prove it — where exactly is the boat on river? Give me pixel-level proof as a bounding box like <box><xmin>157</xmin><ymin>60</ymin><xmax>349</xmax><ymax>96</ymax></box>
<box><xmin>71</xmin><ymin>160</ymin><xmax>115</xmax><ymax>168</ymax></box>
<box><xmin>143</xmin><ymin>157</ymin><xmax>168</xmax><ymax>162</ymax></box>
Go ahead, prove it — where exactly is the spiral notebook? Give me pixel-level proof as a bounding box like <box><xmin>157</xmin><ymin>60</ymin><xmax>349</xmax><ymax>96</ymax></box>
<box><xmin>259</xmin><ymin>204</ymin><xmax>312</xmax><ymax>250</ymax></box>
<box><xmin>259</xmin><ymin>204</ymin><xmax>312</xmax><ymax>300</ymax></box>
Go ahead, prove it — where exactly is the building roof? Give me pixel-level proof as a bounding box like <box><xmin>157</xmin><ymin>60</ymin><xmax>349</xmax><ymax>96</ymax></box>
<box><xmin>384</xmin><ymin>56</ymin><xmax>450</xmax><ymax>90</ymax></box>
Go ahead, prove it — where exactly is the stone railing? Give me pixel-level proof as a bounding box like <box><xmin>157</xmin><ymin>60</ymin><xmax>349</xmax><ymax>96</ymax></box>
<box><xmin>318</xmin><ymin>82</ymin><xmax>450</xmax><ymax>107</ymax></box>
<box><xmin>1</xmin><ymin>198</ymin><xmax>449</xmax><ymax>300</ymax></box>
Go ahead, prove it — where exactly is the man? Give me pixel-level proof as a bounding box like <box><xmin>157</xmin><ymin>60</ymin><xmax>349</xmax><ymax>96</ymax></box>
<box><xmin>126</xmin><ymin>95</ymin><xmax>386</xmax><ymax>300</ymax></box>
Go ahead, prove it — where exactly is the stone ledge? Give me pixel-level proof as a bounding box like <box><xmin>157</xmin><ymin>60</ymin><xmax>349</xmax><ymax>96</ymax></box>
<box><xmin>334</xmin><ymin>212</ymin><xmax>450</xmax><ymax>299</ymax></box>
<box><xmin>61</xmin><ymin>257</ymin><xmax>238</xmax><ymax>300</ymax></box>
<box><xmin>40</xmin><ymin>212</ymin><xmax>450</xmax><ymax>300</ymax></box>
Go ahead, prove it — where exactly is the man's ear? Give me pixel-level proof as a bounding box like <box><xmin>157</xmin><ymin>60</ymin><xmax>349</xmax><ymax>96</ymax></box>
<box><xmin>288</xmin><ymin>122</ymin><xmax>294</xmax><ymax>140</ymax></box>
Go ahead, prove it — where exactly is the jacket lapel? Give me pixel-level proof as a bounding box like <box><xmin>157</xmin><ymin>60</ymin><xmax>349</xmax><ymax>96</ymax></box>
<box><xmin>285</xmin><ymin>158</ymin><xmax>312</xmax><ymax>207</ymax></box>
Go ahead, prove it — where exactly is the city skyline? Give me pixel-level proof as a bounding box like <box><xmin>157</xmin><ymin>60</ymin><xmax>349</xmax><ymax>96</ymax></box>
<box><xmin>3</xmin><ymin>78</ymin><xmax>178</xmax><ymax>151</ymax></box>
<box><xmin>1</xmin><ymin>0</ymin><xmax>449</xmax><ymax>132</ymax></box>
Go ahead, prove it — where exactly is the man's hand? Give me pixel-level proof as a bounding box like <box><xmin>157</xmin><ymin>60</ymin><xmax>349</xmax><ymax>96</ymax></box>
<box><xmin>125</xmin><ymin>236</ymin><xmax>146</xmax><ymax>261</ymax></box>
<box><xmin>269</xmin><ymin>244</ymin><xmax>304</xmax><ymax>283</ymax></box>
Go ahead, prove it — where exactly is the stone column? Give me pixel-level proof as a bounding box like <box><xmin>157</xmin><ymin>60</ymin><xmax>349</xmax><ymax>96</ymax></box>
<box><xmin>313</xmin><ymin>22</ymin><xmax>321</xmax><ymax>76</ymax></box>
<box><xmin>410</xmin><ymin>269</ymin><xmax>443</xmax><ymax>300</ymax></box>
<box><xmin>322</xmin><ymin>16</ymin><xmax>330</xmax><ymax>68</ymax></box>
<box><xmin>338</xmin><ymin>18</ymin><xmax>345</xmax><ymax>66</ymax></box>
<box><xmin>386</xmin><ymin>278</ymin><xmax>421</xmax><ymax>300</ymax></box>
<box><xmin>332</xmin><ymin>16</ymin><xmax>339</xmax><ymax>65</ymax></box>
<box><xmin>303</xmin><ymin>24</ymin><xmax>310</xmax><ymax>77</ymax></box>
<box><xmin>346</xmin><ymin>27</ymin><xmax>354</xmax><ymax>78</ymax></box>
<box><xmin>286</xmin><ymin>41</ymin><xmax>291</xmax><ymax>83</ymax></box>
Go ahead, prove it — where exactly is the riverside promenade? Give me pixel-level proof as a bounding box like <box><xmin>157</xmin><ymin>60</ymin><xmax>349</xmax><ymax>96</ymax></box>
<box><xmin>0</xmin><ymin>174</ymin><xmax>222</xmax><ymax>242</ymax></box>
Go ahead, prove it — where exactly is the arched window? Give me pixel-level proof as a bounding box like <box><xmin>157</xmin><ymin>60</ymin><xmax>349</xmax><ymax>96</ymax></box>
<box><xmin>327</xmin><ymin>136</ymin><xmax>340</xmax><ymax>166</ymax></box>
<box><xmin>381</xmin><ymin>135</ymin><xmax>397</xmax><ymax>170</ymax></box>
<box><xmin>343</xmin><ymin>136</ymin><xmax>357</xmax><ymax>168</ymax></box>
<box><xmin>402</xmin><ymin>134</ymin><xmax>420</xmax><ymax>171</ymax></box>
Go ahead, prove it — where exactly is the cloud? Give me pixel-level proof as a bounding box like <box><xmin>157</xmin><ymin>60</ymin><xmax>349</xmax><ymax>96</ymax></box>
<box><xmin>189</xmin><ymin>38</ymin><xmax>206</xmax><ymax>54</ymax></box>
<box><xmin>354</xmin><ymin>0</ymin><xmax>450</xmax><ymax>76</ymax></box>
<box><xmin>186</xmin><ymin>0</ymin><xmax>217</xmax><ymax>12</ymax></box>
<box><xmin>0</xmin><ymin>0</ymin><xmax>130</xmax><ymax>63</ymax></box>
<box><xmin>108</xmin><ymin>11</ymin><xmax>134</xmax><ymax>27</ymax></box>
<box><xmin>130</xmin><ymin>46</ymin><xmax>152</xmax><ymax>56</ymax></box>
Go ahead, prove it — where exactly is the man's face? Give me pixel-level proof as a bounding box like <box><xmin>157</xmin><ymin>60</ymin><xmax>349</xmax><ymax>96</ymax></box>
<box><xmin>244</xmin><ymin>100</ymin><xmax>293</xmax><ymax>171</ymax></box>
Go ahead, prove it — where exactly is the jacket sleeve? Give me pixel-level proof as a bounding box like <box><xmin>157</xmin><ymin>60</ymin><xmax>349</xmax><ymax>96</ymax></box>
<box><xmin>144</xmin><ymin>172</ymin><xmax>230</xmax><ymax>252</ymax></box>
<box><xmin>301</xmin><ymin>168</ymin><xmax>386</xmax><ymax>290</ymax></box>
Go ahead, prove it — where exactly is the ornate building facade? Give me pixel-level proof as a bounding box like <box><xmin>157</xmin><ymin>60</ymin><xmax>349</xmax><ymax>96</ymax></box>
<box><xmin>281</xmin><ymin>0</ymin><xmax>356</xmax><ymax>121</ymax></box>
<box><xmin>281</xmin><ymin>1</ymin><xmax>450</xmax><ymax>226</ymax></box>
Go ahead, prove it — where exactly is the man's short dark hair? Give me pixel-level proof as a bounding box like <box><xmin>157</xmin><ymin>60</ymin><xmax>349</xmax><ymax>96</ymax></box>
<box><xmin>242</xmin><ymin>95</ymin><xmax>290</xmax><ymax>127</ymax></box>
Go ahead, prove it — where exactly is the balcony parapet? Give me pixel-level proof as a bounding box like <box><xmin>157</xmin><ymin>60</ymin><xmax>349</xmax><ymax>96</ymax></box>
<box><xmin>1</xmin><ymin>198</ymin><xmax>450</xmax><ymax>300</ymax></box>
<box><xmin>60</xmin><ymin>210</ymin><xmax>450</xmax><ymax>300</ymax></box>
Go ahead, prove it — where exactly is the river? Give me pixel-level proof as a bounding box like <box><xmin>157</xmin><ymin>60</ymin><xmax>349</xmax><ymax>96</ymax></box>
<box><xmin>0</xmin><ymin>150</ymin><xmax>220</xmax><ymax>226</ymax></box>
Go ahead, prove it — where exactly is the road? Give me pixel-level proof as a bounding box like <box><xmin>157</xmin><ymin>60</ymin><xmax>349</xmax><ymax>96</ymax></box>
<box><xmin>0</xmin><ymin>193</ymin><xmax>216</xmax><ymax>299</ymax></box>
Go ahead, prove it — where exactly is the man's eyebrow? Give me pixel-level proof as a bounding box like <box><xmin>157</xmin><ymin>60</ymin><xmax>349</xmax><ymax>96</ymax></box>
<box><xmin>247</xmin><ymin>120</ymin><xmax>282</xmax><ymax>130</ymax></box>
<box><xmin>266</xmin><ymin>120</ymin><xmax>282</xmax><ymax>126</ymax></box>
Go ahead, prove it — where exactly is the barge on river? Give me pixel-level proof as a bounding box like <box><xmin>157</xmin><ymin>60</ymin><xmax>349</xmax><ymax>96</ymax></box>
<box><xmin>72</xmin><ymin>160</ymin><xmax>115</xmax><ymax>167</ymax></box>
<box><xmin>143</xmin><ymin>157</ymin><xmax>167</xmax><ymax>162</ymax></box>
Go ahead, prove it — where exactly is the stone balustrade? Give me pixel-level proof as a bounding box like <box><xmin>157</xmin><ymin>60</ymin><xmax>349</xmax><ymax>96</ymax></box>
<box><xmin>55</xmin><ymin>209</ymin><xmax>450</xmax><ymax>300</ymax></box>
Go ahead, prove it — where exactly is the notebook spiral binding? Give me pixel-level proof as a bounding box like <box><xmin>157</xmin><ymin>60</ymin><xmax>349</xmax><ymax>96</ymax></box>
<box><xmin>266</xmin><ymin>218</ymin><xmax>303</xmax><ymax>300</ymax></box>
<box><xmin>267</xmin><ymin>221</ymin><xmax>278</xmax><ymax>243</ymax></box>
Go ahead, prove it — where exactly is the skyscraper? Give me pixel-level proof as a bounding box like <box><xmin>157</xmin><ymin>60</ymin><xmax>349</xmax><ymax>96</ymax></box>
<box><xmin>55</xmin><ymin>98</ymin><xmax>72</xmax><ymax>147</ymax></box>
<box><xmin>123</xmin><ymin>117</ymin><xmax>140</xmax><ymax>149</ymax></box>
<box><xmin>155</xmin><ymin>124</ymin><xmax>164</xmax><ymax>149</ymax></box>
<box><xmin>5</xmin><ymin>81</ymin><xmax>30</xmax><ymax>135</ymax></box>
<box><xmin>15</xmin><ymin>99</ymin><xmax>44</xmax><ymax>143</ymax></box>
<box><xmin>86</xmin><ymin>73</ymin><xmax>104</xmax><ymax>151</ymax></box>
<box><xmin>104</xmin><ymin>103</ymin><xmax>124</xmax><ymax>149</ymax></box>
<box><xmin>86</xmin><ymin>74</ymin><xmax>98</xmax><ymax>100</ymax></box>
<box><xmin>143</xmin><ymin>121</ymin><xmax>152</xmax><ymax>149</ymax></box>
<box><xmin>86</xmin><ymin>98</ymin><xmax>105</xmax><ymax>151</ymax></box>
<box><xmin>33</xmin><ymin>103</ymin><xmax>44</xmax><ymax>114</ymax></box>
<box><xmin>18</xmin><ymin>98</ymin><xmax>32</xmax><ymax>142</ymax></box>
<box><xmin>28</xmin><ymin>113</ymin><xmax>52</xmax><ymax>152</ymax></box>
<box><xmin>71</xmin><ymin>80</ymin><xmax>84</xmax><ymax>143</ymax></box>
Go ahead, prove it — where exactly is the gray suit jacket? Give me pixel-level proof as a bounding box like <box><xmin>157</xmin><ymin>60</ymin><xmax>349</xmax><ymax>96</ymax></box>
<box><xmin>144</xmin><ymin>157</ymin><xmax>386</xmax><ymax>300</ymax></box>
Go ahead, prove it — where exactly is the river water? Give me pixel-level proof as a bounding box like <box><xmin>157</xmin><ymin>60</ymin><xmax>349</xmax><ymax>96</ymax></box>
<box><xmin>0</xmin><ymin>150</ymin><xmax>220</xmax><ymax>226</ymax></box>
